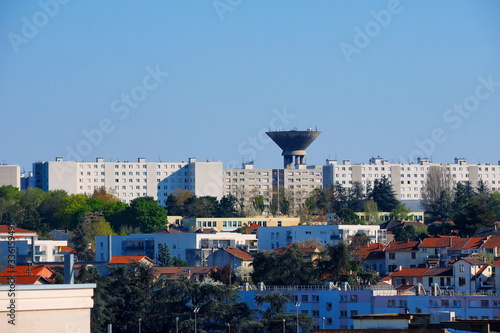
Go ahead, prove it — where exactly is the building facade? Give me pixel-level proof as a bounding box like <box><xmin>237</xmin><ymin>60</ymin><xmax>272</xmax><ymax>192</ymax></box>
<box><xmin>257</xmin><ymin>225</ymin><xmax>387</xmax><ymax>250</ymax></box>
<box><xmin>33</xmin><ymin>157</ymin><xmax>223</xmax><ymax>205</ymax></box>
<box><xmin>95</xmin><ymin>232</ymin><xmax>257</xmax><ymax>266</ymax></box>
<box><xmin>0</xmin><ymin>165</ymin><xmax>20</xmax><ymax>189</ymax></box>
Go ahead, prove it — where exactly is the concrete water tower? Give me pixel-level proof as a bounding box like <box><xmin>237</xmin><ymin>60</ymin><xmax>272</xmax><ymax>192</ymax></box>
<box><xmin>266</xmin><ymin>128</ymin><xmax>321</xmax><ymax>169</ymax></box>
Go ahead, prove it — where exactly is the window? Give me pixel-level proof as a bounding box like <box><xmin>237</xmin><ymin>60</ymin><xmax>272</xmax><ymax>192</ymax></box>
<box><xmin>326</xmin><ymin>302</ymin><xmax>332</xmax><ymax>311</ymax></box>
<box><xmin>301</xmin><ymin>295</ymin><xmax>308</xmax><ymax>302</ymax></box>
<box><xmin>312</xmin><ymin>310</ymin><xmax>319</xmax><ymax>317</ymax></box>
<box><xmin>312</xmin><ymin>295</ymin><xmax>319</xmax><ymax>302</ymax></box>
<box><xmin>388</xmin><ymin>300</ymin><xmax>396</xmax><ymax>307</ymax></box>
<box><xmin>459</xmin><ymin>277</ymin><xmax>466</xmax><ymax>286</ymax></box>
<box><xmin>389</xmin><ymin>253</ymin><xmax>395</xmax><ymax>259</ymax></box>
<box><xmin>460</xmin><ymin>264</ymin><xmax>464</xmax><ymax>272</ymax></box>
<box><xmin>441</xmin><ymin>300</ymin><xmax>449</xmax><ymax>307</ymax></box>
<box><xmin>350</xmin><ymin>310</ymin><xmax>358</xmax><ymax>316</ymax></box>
<box><xmin>350</xmin><ymin>295</ymin><xmax>358</xmax><ymax>302</ymax></box>
<box><xmin>340</xmin><ymin>310</ymin><xmax>347</xmax><ymax>317</ymax></box>
<box><xmin>411</xmin><ymin>252</ymin><xmax>416</xmax><ymax>259</ymax></box>
<box><xmin>481</xmin><ymin>300</ymin><xmax>489</xmax><ymax>308</ymax></box>
<box><xmin>453</xmin><ymin>300</ymin><xmax>461</xmax><ymax>307</ymax></box>
<box><xmin>399</xmin><ymin>300</ymin><xmax>407</xmax><ymax>308</ymax></box>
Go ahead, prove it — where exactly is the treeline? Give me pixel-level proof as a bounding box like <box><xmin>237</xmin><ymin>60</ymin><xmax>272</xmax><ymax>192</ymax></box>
<box><xmin>165</xmin><ymin>191</ymin><xmax>245</xmax><ymax>218</ymax></box>
<box><xmin>79</xmin><ymin>262</ymin><xmax>314</xmax><ymax>333</ymax></box>
<box><xmin>251</xmin><ymin>237</ymin><xmax>379</xmax><ymax>286</ymax></box>
<box><xmin>422</xmin><ymin>177</ymin><xmax>500</xmax><ymax>236</ymax></box>
<box><xmin>301</xmin><ymin>177</ymin><xmax>403</xmax><ymax>224</ymax></box>
<box><xmin>0</xmin><ymin>186</ymin><xmax>167</xmax><ymax>242</ymax></box>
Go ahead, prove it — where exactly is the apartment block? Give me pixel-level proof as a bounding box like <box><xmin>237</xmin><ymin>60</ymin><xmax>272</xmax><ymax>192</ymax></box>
<box><xmin>33</xmin><ymin>157</ymin><xmax>223</xmax><ymax>205</ymax></box>
<box><xmin>0</xmin><ymin>165</ymin><xmax>20</xmax><ymax>188</ymax></box>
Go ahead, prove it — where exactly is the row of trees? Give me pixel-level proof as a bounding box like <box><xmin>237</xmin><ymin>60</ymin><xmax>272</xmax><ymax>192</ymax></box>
<box><xmin>420</xmin><ymin>167</ymin><xmax>500</xmax><ymax>235</ymax></box>
<box><xmin>78</xmin><ymin>262</ymin><xmax>313</xmax><ymax>333</ymax></box>
<box><xmin>251</xmin><ymin>237</ymin><xmax>378</xmax><ymax>286</ymax></box>
<box><xmin>0</xmin><ymin>186</ymin><xmax>169</xmax><ymax>255</ymax></box>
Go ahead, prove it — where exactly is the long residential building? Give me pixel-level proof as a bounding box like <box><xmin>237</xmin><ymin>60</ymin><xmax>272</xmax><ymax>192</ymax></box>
<box><xmin>0</xmin><ymin>165</ymin><xmax>20</xmax><ymax>188</ymax></box>
<box><xmin>29</xmin><ymin>155</ymin><xmax>500</xmax><ymax>211</ymax></box>
<box><xmin>95</xmin><ymin>232</ymin><xmax>257</xmax><ymax>266</ymax></box>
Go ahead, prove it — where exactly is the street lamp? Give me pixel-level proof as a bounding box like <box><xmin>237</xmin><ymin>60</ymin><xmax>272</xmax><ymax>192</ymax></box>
<box><xmin>282</xmin><ymin>319</ymin><xmax>286</xmax><ymax>333</ymax></box>
<box><xmin>176</xmin><ymin>316</ymin><xmax>179</xmax><ymax>333</ymax></box>
<box><xmin>295</xmin><ymin>302</ymin><xmax>301</xmax><ymax>333</ymax></box>
<box><xmin>322</xmin><ymin>317</ymin><xmax>325</xmax><ymax>329</ymax></box>
<box><xmin>138</xmin><ymin>318</ymin><xmax>142</xmax><ymax>333</ymax></box>
<box><xmin>227</xmin><ymin>322</ymin><xmax>231</xmax><ymax>333</ymax></box>
<box><xmin>194</xmin><ymin>307</ymin><xmax>200</xmax><ymax>333</ymax></box>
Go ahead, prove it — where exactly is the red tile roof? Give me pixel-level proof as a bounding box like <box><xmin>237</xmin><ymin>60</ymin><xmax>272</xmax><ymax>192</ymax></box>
<box><xmin>0</xmin><ymin>265</ymin><xmax>55</xmax><ymax>280</ymax></box>
<box><xmin>463</xmin><ymin>237</ymin><xmax>487</xmax><ymax>249</ymax></box>
<box><xmin>0</xmin><ymin>275</ymin><xmax>49</xmax><ymax>285</ymax></box>
<box><xmin>493</xmin><ymin>259</ymin><xmax>500</xmax><ymax>266</ymax></box>
<box><xmin>354</xmin><ymin>243</ymin><xmax>386</xmax><ymax>261</ymax></box>
<box><xmin>389</xmin><ymin>267</ymin><xmax>431</xmax><ymax>277</ymax></box>
<box><xmin>384</xmin><ymin>240</ymin><xmax>420</xmax><ymax>252</ymax></box>
<box><xmin>482</xmin><ymin>236</ymin><xmax>500</xmax><ymax>248</ymax></box>
<box><xmin>0</xmin><ymin>225</ymin><xmax>37</xmax><ymax>234</ymax></box>
<box><xmin>223</xmin><ymin>247</ymin><xmax>253</xmax><ymax>261</ymax></box>
<box><xmin>109</xmin><ymin>256</ymin><xmax>155</xmax><ymax>264</ymax></box>
<box><xmin>58</xmin><ymin>246</ymin><xmax>76</xmax><ymax>253</ymax></box>
<box><xmin>456</xmin><ymin>257</ymin><xmax>488</xmax><ymax>266</ymax></box>
<box><xmin>419</xmin><ymin>236</ymin><xmax>460</xmax><ymax>248</ymax></box>
<box><xmin>425</xmin><ymin>267</ymin><xmax>453</xmax><ymax>276</ymax></box>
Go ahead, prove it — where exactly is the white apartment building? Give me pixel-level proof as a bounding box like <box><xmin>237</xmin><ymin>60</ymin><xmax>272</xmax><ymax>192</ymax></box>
<box><xmin>257</xmin><ymin>224</ymin><xmax>387</xmax><ymax>250</ymax></box>
<box><xmin>0</xmin><ymin>165</ymin><xmax>20</xmax><ymax>188</ymax></box>
<box><xmin>324</xmin><ymin>157</ymin><xmax>500</xmax><ymax>202</ymax></box>
<box><xmin>33</xmin><ymin>157</ymin><xmax>223</xmax><ymax>205</ymax></box>
<box><xmin>95</xmin><ymin>232</ymin><xmax>257</xmax><ymax>266</ymax></box>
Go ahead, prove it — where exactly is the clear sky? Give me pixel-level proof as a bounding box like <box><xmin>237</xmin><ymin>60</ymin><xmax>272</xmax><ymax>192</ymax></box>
<box><xmin>1</xmin><ymin>1</ymin><xmax>499</xmax><ymax>173</ymax></box>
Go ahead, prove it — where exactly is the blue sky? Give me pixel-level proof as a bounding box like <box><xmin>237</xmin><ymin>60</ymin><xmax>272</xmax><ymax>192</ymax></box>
<box><xmin>1</xmin><ymin>1</ymin><xmax>499</xmax><ymax>173</ymax></box>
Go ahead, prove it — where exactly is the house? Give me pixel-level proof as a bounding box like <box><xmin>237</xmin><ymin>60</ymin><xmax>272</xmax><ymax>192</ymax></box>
<box><xmin>109</xmin><ymin>255</ymin><xmax>155</xmax><ymax>266</ymax></box>
<box><xmin>354</xmin><ymin>243</ymin><xmax>386</xmax><ymax>275</ymax></box>
<box><xmin>206</xmin><ymin>247</ymin><xmax>253</xmax><ymax>269</ymax></box>
<box><xmin>0</xmin><ymin>225</ymin><xmax>37</xmax><ymax>241</ymax></box>
<box><xmin>273</xmin><ymin>244</ymin><xmax>322</xmax><ymax>262</ymax></box>
<box><xmin>453</xmin><ymin>257</ymin><xmax>492</xmax><ymax>293</ymax></box>
<box><xmin>384</xmin><ymin>240</ymin><xmax>421</xmax><ymax>273</ymax></box>
<box><xmin>152</xmin><ymin>266</ymin><xmax>219</xmax><ymax>281</ymax></box>
<box><xmin>481</xmin><ymin>236</ymin><xmax>500</xmax><ymax>257</ymax></box>
<box><xmin>0</xmin><ymin>264</ymin><xmax>56</xmax><ymax>284</ymax></box>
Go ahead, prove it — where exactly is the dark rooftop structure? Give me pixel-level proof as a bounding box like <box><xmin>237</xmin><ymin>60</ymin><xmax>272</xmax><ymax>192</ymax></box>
<box><xmin>266</xmin><ymin>128</ymin><xmax>321</xmax><ymax>169</ymax></box>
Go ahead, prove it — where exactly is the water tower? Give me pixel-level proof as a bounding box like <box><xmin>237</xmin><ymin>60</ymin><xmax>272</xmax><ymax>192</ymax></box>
<box><xmin>266</xmin><ymin>128</ymin><xmax>321</xmax><ymax>169</ymax></box>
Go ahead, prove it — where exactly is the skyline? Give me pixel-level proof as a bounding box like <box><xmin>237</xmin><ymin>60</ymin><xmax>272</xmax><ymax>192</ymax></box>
<box><xmin>1</xmin><ymin>1</ymin><xmax>500</xmax><ymax>173</ymax></box>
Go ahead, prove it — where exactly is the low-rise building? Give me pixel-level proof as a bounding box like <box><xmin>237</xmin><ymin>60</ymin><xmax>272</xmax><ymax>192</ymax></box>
<box><xmin>183</xmin><ymin>216</ymin><xmax>300</xmax><ymax>232</ymax></box>
<box><xmin>257</xmin><ymin>224</ymin><xmax>386</xmax><ymax>250</ymax></box>
<box><xmin>96</xmin><ymin>232</ymin><xmax>257</xmax><ymax>267</ymax></box>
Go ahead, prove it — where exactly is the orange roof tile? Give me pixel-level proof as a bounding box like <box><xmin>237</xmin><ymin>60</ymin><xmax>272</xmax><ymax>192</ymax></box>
<box><xmin>0</xmin><ymin>275</ymin><xmax>49</xmax><ymax>285</ymax></box>
<box><xmin>109</xmin><ymin>256</ymin><xmax>154</xmax><ymax>264</ymax></box>
<box><xmin>462</xmin><ymin>237</ymin><xmax>487</xmax><ymax>249</ymax></box>
<box><xmin>457</xmin><ymin>257</ymin><xmax>488</xmax><ymax>266</ymax></box>
<box><xmin>223</xmin><ymin>247</ymin><xmax>253</xmax><ymax>261</ymax></box>
<box><xmin>384</xmin><ymin>240</ymin><xmax>420</xmax><ymax>252</ymax></box>
<box><xmin>0</xmin><ymin>225</ymin><xmax>37</xmax><ymax>234</ymax></box>
<box><xmin>354</xmin><ymin>243</ymin><xmax>386</xmax><ymax>260</ymax></box>
<box><xmin>58</xmin><ymin>246</ymin><xmax>76</xmax><ymax>253</ymax></box>
<box><xmin>389</xmin><ymin>267</ymin><xmax>431</xmax><ymax>277</ymax></box>
<box><xmin>0</xmin><ymin>265</ymin><xmax>55</xmax><ymax>280</ymax></box>
<box><xmin>482</xmin><ymin>236</ymin><xmax>500</xmax><ymax>248</ymax></box>
<box><xmin>419</xmin><ymin>236</ymin><xmax>461</xmax><ymax>248</ymax></box>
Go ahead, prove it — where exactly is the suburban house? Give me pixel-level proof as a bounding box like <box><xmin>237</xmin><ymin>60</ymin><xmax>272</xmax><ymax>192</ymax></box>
<box><xmin>206</xmin><ymin>247</ymin><xmax>253</xmax><ymax>269</ymax></box>
<box><xmin>353</xmin><ymin>243</ymin><xmax>386</xmax><ymax>275</ymax></box>
<box><xmin>152</xmin><ymin>266</ymin><xmax>219</xmax><ymax>281</ymax></box>
<box><xmin>453</xmin><ymin>257</ymin><xmax>493</xmax><ymax>293</ymax></box>
<box><xmin>383</xmin><ymin>240</ymin><xmax>421</xmax><ymax>273</ymax></box>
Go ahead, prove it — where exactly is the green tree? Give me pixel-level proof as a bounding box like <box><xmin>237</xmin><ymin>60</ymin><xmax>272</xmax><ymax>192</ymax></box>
<box><xmin>252</xmin><ymin>194</ymin><xmax>265</xmax><ymax>215</ymax></box>
<box><xmin>251</xmin><ymin>245</ymin><xmax>313</xmax><ymax>285</ymax></box>
<box><xmin>454</xmin><ymin>200</ymin><xmax>496</xmax><ymax>237</ymax></box>
<box><xmin>336</xmin><ymin>208</ymin><xmax>360</xmax><ymax>224</ymax></box>
<box><xmin>314</xmin><ymin>242</ymin><xmax>354</xmax><ymax>282</ymax></box>
<box><xmin>421</xmin><ymin>166</ymin><xmax>453</xmax><ymax>222</ymax></box>
<box><xmin>371</xmin><ymin>176</ymin><xmax>399</xmax><ymax>212</ymax></box>
<box><xmin>124</xmin><ymin>196</ymin><xmax>168</xmax><ymax>233</ymax></box>
<box><xmin>363</xmin><ymin>200</ymin><xmax>379</xmax><ymax>224</ymax></box>
<box><xmin>393</xmin><ymin>225</ymin><xmax>419</xmax><ymax>241</ymax></box>
<box><xmin>218</xmin><ymin>194</ymin><xmax>240</xmax><ymax>217</ymax></box>
<box><xmin>451</xmin><ymin>182</ymin><xmax>475</xmax><ymax>220</ymax></box>
<box><xmin>347</xmin><ymin>181</ymin><xmax>365</xmax><ymax>212</ymax></box>
<box><xmin>391</xmin><ymin>203</ymin><xmax>412</xmax><ymax>221</ymax></box>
